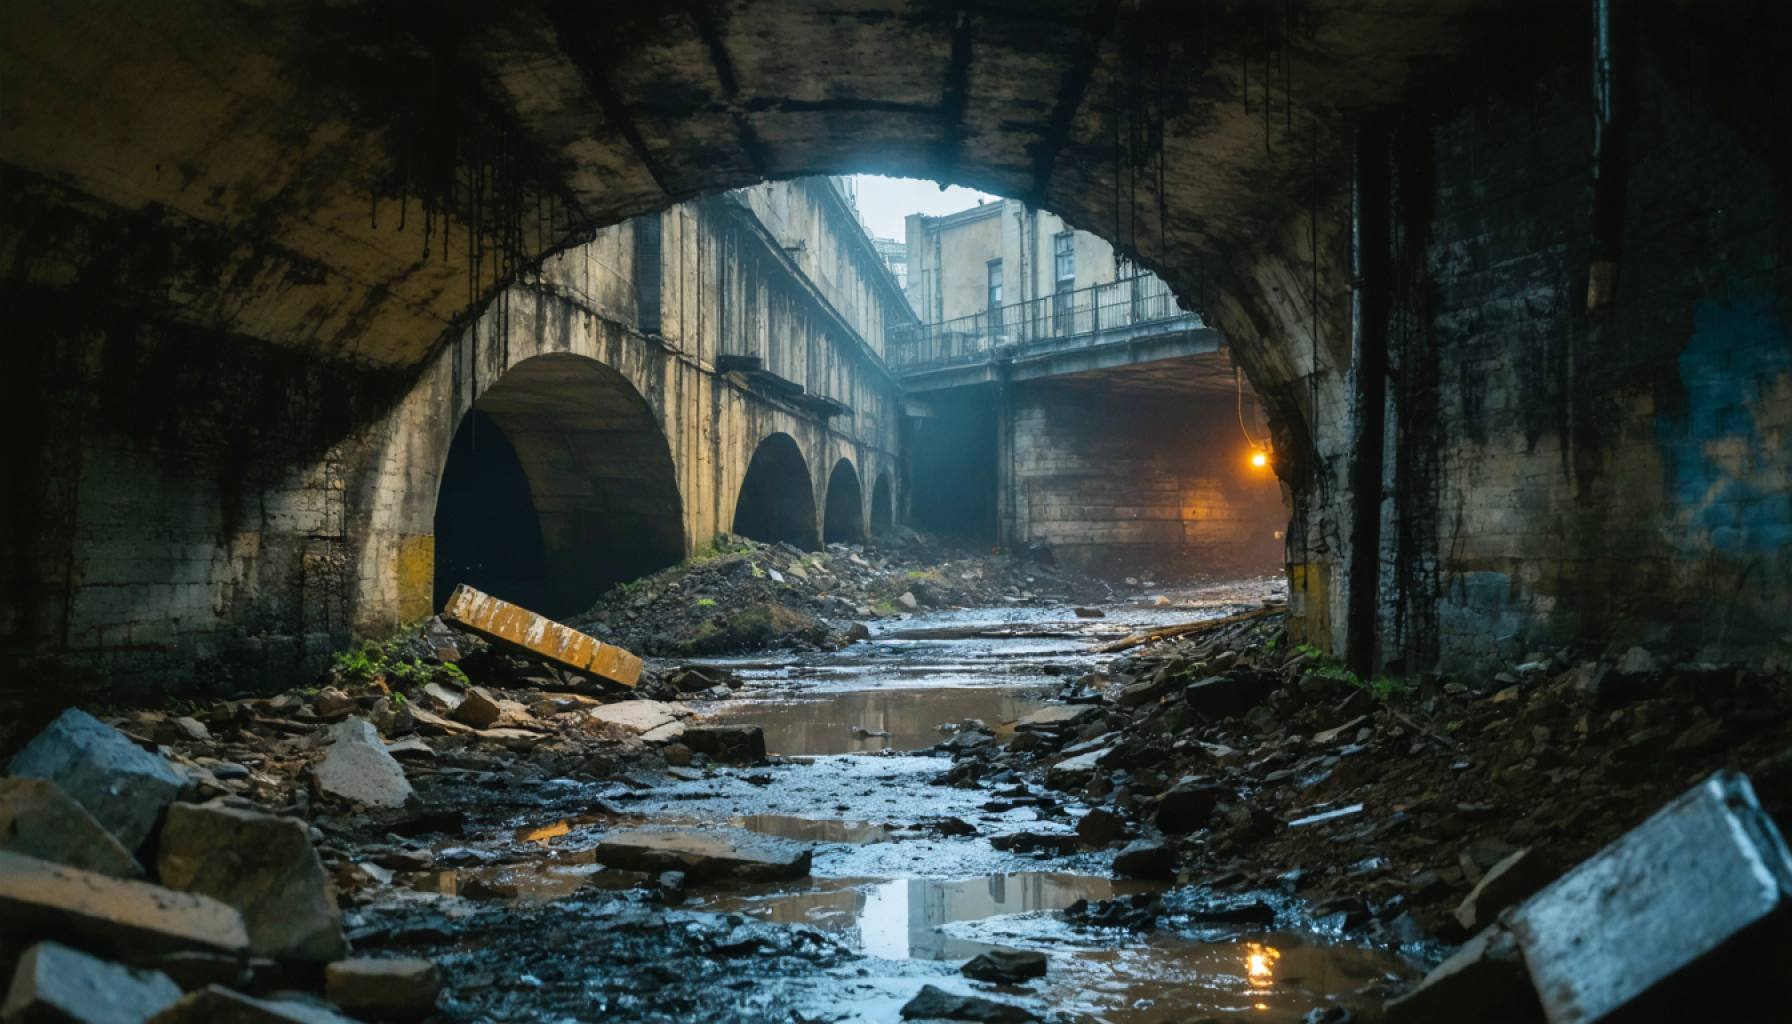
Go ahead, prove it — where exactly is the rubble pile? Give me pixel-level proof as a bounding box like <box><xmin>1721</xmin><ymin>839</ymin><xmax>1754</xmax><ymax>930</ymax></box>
<box><xmin>936</xmin><ymin>616</ymin><xmax>1792</xmax><ymax>1013</ymax></box>
<box><xmin>571</xmin><ymin>531</ymin><xmax>1109</xmax><ymax>656</ymax></box>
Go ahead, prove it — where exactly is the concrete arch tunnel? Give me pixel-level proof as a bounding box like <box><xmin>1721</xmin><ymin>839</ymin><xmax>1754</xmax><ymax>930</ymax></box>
<box><xmin>6</xmin><ymin>2</ymin><xmax>1790</xmax><ymax>680</ymax></box>
<box><xmin>432</xmin><ymin>353</ymin><xmax>684</xmax><ymax>619</ymax></box>
<box><xmin>732</xmin><ymin>433</ymin><xmax>820</xmax><ymax>551</ymax></box>
<box><xmin>871</xmin><ymin>474</ymin><xmax>895</xmax><ymax>537</ymax></box>
<box><xmin>823</xmin><ymin>459</ymin><xmax>866</xmax><ymax>546</ymax></box>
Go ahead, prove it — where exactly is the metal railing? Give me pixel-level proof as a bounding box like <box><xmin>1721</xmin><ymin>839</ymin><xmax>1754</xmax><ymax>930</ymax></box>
<box><xmin>888</xmin><ymin>273</ymin><xmax>1199</xmax><ymax>372</ymax></box>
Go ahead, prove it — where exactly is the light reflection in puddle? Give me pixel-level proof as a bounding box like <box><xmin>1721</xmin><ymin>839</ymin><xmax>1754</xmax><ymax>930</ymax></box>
<box><xmin>729</xmin><ymin>814</ymin><xmax>893</xmax><ymax>844</ymax></box>
<box><xmin>700</xmin><ymin>685</ymin><xmax>1053</xmax><ymax>755</ymax></box>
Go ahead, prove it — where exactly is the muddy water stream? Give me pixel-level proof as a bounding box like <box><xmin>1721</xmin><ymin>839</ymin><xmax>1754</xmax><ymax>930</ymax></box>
<box><xmin>409</xmin><ymin>580</ymin><xmax>1415</xmax><ymax>1021</ymax></box>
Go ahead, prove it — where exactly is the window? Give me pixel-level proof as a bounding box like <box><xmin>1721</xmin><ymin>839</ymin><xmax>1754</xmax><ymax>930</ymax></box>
<box><xmin>986</xmin><ymin>259</ymin><xmax>1003</xmax><ymax>311</ymax></box>
<box><xmin>635</xmin><ymin>213</ymin><xmax>663</xmax><ymax>333</ymax></box>
<box><xmin>1053</xmin><ymin>231</ymin><xmax>1075</xmax><ymax>288</ymax></box>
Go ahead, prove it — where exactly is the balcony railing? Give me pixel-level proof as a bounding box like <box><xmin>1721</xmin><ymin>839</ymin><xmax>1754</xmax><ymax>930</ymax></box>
<box><xmin>888</xmin><ymin>273</ymin><xmax>1199</xmax><ymax>372</ymax></box>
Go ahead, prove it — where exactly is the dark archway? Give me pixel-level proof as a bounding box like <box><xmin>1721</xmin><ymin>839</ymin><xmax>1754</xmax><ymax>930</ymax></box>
<box><xmin>871</xmin><ymin>473</ymin><xmax>895</xmax><ymax>536</ymax></box>
<box><xmin>433</xmin><ymin>354</ymin><xmax>684</xmax><ymax>618</ymax></box>
<box><xmin>823</xmin><ymin>459</ymin><xmax>866</xmax><ymax>545</ymax></box>
<box><xmin>732</xmin><ymin>433</ymin><xmax>818</xmax><ymax>550</ymax></box>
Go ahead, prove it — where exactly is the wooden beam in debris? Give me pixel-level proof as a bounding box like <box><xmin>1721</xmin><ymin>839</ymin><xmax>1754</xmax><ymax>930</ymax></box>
<box><xmin>1095</xmin><ymin>605</ymin><xmax>1280</xmax><ymax>654</ymax></box>
<box><xmin>441</xmin><ymin>585</ymin><xmax>642</xmax><ymax>688</ymax></box>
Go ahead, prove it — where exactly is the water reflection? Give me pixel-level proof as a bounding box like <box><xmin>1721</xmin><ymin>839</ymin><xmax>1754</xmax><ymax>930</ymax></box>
<box><xmin>701</xmin><ymin>685</ymin><xmax>1052</xmax><ymax>756</ymax></box>
<box><xmin>729</xmin><ymin>814</ymin><xmax>892</xmax><ymax>844</ymax></box>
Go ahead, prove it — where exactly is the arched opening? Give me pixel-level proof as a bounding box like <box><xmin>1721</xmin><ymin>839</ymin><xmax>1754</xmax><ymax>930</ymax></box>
<box><xmin>433</xmin><ymin>353</ymin><xmax>684</xmax><ymax>618</ymax></box>
<box><xmin>823</xmin><ymin>459</ymin><xmax>866</xmax><ymax>545</ymax></box>
<box><xmin>732</xmin><ymin>433</ymin><xmax>818</xmax><ymax>550</ymax></box>
<box><xmin>871</xmin><ymin>473</ymin><xmax>895</xmax><ymax>536</ymax></box>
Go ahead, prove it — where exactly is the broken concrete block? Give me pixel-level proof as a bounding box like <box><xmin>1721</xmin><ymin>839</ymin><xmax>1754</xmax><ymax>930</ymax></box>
<box><xmin>681</xmin><ymin>725</ymin><xmax>766</xmax><ymax>764</ymax></box>
<box><xmin>1</xmin><ymin>941</ymin><xmax>183</xmax><ymax>1023</ymax></box>
<box><xmin>1013</xmin><ymin>704</ymin><xmax>1097</xmax><ymax>731</ymax></box>
<box><xmin>0</xmin><ymin>850</ymin><xmax>249</xmax><ymax>958</ymax></box>
<box><xmin>420</xmin><ymin>682</ymin><xmax>464</xmax><ymax>712</ymax></box>
<box><xmin>1386</xmin><ymin>924</ymin><xmax>1545</xmax><ymax>1024</ymax></box>
<box><xmin>1182</xmin><ymin>673</ymin><xmax>1268</xmax><ymax>719</ymax></box>
<box><xmin>6</xmin><ymin>707</ymin><xmax>185</xmax><ymax>852</ymax></box>
<box><xmin>1043</xmin><ymin>746</ymin><xmax>1111</xmax><ymax>790</ymax></box>
<box><xmin>1453</xmin><ymin>847</ymin><xmax>1554</xmax><ymax>933</ymax></box>
<box><xmin>442</xmin><ymin>584</ymin><xmax>642</xmax><ymax>687</ymax></box>
<box><xmin>322</xmin><ymin>958</ymin><xmax>441</xmax><ymax>1020</ymax></box>
<box><xmin>0</xmin><ymin>777</ymin><xmax>143</xmax><ymax>878</ymax></box>
<box><xmin>1154</xmin><ymin>777</ymin><xmax>1228</xmax><ymax>834</ymax></box>
<box><xmin>147</xmin><ymin>985</ymin><xmax>358</xmax><ymax>1023</ymax></box>
<box><xmin>960</xmin><ymin>949</ymin><xmax>1047</xmax><ymax>983</ymax></box>
<box><xmin>449</xmin><ymin>686</ymin><xmax>503</xmax><ymax>729</ymax></box>
<box><xmin>587</xmin><ymin>701</ymin><xmax>690</xmax><ymax>741</ymax></box>
<box><xmin>156</xmin><ymin>802</ymin><xmax>348</xmax><ymax>962</ymax></box>
<box><xmin>594</xmin><ymin>827</ymin><xmax>811</xmax><ymax>882</ymax></box>
<box><xmin>1507</xmin><ymin>770</ymin><xmax>1792</xmax><ymax>1023</ymax></box>
<box><xmin>312</xmin><ymin>718</ymin><xmax>413</xmax><ymax>809</ymax></box>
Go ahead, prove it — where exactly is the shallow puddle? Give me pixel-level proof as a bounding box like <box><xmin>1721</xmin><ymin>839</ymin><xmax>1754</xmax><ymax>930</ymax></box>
<box><xmin>700</xmin><ymin>684</ymin><xmax>1052</xmax><ymax>756</ymax></box>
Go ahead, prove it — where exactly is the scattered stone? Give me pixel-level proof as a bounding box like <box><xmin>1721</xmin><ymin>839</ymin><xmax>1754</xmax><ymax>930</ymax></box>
<box><xmin>1044</xmin><ymin>746</ymin><xmax>1112</xmax><ymax>790</ymax></box>
<box><xmin>0</xmin><ymin>850</ymin><xmax>250</xmax><ymax>958</ymax></box>
<box><xmin>897</xmin><ymin>591</ymin><xmax>919</xmax><ymax>610</ymax></box>
<box><xmin>147</xmin><ymin>985</ymin><xmax>358</xmax><ymax>1023</ymax></box>
<box><xmin>6</xmin><ymin>707</ymin><xmax>185</xmax><ymax>852</ymax></box>
<box><xmin>960</xmin><ymin>949</ymin><xmax>1048</xmax><ymax>984</ymax></box>
<box><xmin>420</xmin><ymin>682</ymin><xmax>464</xmax><ymax>711</ymax></box>
<box><xmin>1385</xmin><ymin>925</ymin><xmax>1542</xmax><ymax>1024</ymax></box>
<box><xmin>1453</xmin><ymin>848</ymin><xmax>1553</xmax><ymax>933</ymax></box>
<box><xmin>323</xmin><ymin>958</ymin><xmax>441</xmax><ymax>1021</ymax></box>
<box><xmin>450</xmin><ymin>686</ymin><xmax>503</xmax><ymax>729</ymax></box>
<box><xmin>899</xmin><ymin>984</ymin><xmax>1038</xmax><ymax>1022</ymax></box>
<box><xmin>1112</xmin><ymin>839</ymin><xmax>1176</xmax><ymax>880</ymax></box>
<box><xmin>682</xmin><ymin>725</ymin><xmax>767</xmax><ymax>765</ymax></box>
<box><xmin>1154</xmin><ymin>777</ymin><xmax>1228</xmax><ymax>834</ymax></box>
<box><xmin>1</xmin><ymin>941</ymin><xmax>182</xmax><ymax>1024</ymax></box>
<box><xmin>156</xmin><ymin>802</ymin><xmax>348</xmax><ymax>961</ymax></box>
<box><xmin>1613</xmin><ymin>645</ymin><xmax>1658</xmax><ymax>677</ymax></box>
<box><xmin>311</xmin><ymin>688</ymin><xmax>356</xmax><ymax>717</ymax></box>
<box><xmin>312</xmin><ymin>718</ymin><xmax>413</xmax><ymax>809</ymax></box>
<box><xmin>1076</xmin><ymin>807</ymin><xmax>1126</xmax><ymax>846</ymax></box>
<box><xmin>594</xmin><ymin>828</ymin><xmax>812</xmax><ymax>882</ymax></box>
<box><xmin>0</xmin><ymin>777</ymin><xmax>143</xmax><ymax>878</ymax></box>
<box><xmin>1182</xmin><ymin>674</ymin><xmax>1268</xmax><ymax>719</ymax></box>
<box><xmin>588</xmin><ymin>701</ymin><xmax>690</xmax><ymax>742</ymax></box>
<box><xmin>989</xmin><ymin>832</ymin><xmax>1079</xmax><ymax>856</ymax></box>
<box><xmin>169</xmin><ymin>716</ymin><xmax>212</xmax><ymax>742</ymax></box>
<box><xmin>1072</xmin><ymin>607</ymin><xmax>1105</xmax><ymax>618</ymax></box>
<box><xmin>1013</xmin><ymin>704</ymin><xmax>1097</xmax><ymax>732</ymax></box>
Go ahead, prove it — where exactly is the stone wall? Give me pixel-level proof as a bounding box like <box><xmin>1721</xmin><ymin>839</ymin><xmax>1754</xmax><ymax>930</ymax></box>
<box><xmin>1008</xmin><ymin>377</ymin><xmax>1286</xmax><ymax>576</ymax></box>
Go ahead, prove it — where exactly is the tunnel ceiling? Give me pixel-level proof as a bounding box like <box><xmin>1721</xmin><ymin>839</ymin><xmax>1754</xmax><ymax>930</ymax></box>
<box><xmin>0</xmin><ymin>0</ymin><xmax>1555</xmax><ymax>368</ymax></box>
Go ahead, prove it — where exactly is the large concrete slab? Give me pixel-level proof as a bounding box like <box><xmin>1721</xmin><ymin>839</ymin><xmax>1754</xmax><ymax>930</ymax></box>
<box><xmin>587</xmin><ymin>701</ymin><xmax>691</xmax><ymax>742</ymax></box>
<box><xmin>2</xmin><ymin>941</ymin><xmax>183</xmax><ymax>1023</ymax></box>
<box><xmin>0</xmin><ymin>777</ymin><xmax>143</xmax><ymax>878</ymax></box>
<box><xmin>442</xmin><ymin>584</ymin><xmax>642</xmax><ymax>687</ymax></box>
<box><xmin>0</xmin><ymin>850</ymin><xmax>250</xmax><ymax>958</ymax></box>
<box><xmin>593</xmin><ymin>828</ymin><xmax>812</xmax><ymax>882</ymax></box>
<box><xmin>1507</xmin><ymin>771</ymin><xmax>1792</xmax><ymax>1022</ymax></box>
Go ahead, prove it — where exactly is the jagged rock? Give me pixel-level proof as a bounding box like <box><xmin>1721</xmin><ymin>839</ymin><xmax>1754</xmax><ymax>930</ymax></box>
<box><xmin>1013</xmin><ymin>704</ymin><xmax>1097</xmax><ymax>732</ymax></box>
<box><xmin>899</xmin><ymin>984</ymin><xmax>1038</xmax><ymax>1022</ymax></box>
<box><xmin>169</xmin><ymin>716</ymin><xmax>212</xmax><ymax>742</ymax></box>
<box><xmin>0</xmin><ymin>777</ymin><xmax>143</xmax><ymax>878</ymax></box>
<box><xmin>1</xmin><ymin>941</ymin><xmax>182</xmax><ymax>1023</ymax></box>
<box><xmin>312</xmin><ymin>718</ymin><xmax>412</xmax><ymax>809</ymax></box>
<box><xmin>156</xmin><ymin>802</ymin><xmax>348</xmax><ymax>962</ymax></box>
<box><xmin>1385</xmin><ymin>925</ymin><xmax>1543</xmax><ymax>1024</ymax></box>
<box><xmin>6</xmin><ymin>707</ymin><xmax>185</xmax><ymax>852</ymax></box>
<box><xmin>449</xmin><ymin>686</ymin><xmax>503</xmax><ymax>729</ymax></box>
<box><xmin>896</xmin><ymin>591</ymin><xmax>919</xmax><ymax>610</ymax></box>
<box><xmin>147</xmin><ymin>985</ymin><xmax>358</xmax><ymax>1023</ymax></box>
<box><xmin>420</xmin><ymin>682</ymin><xmax>464</xmax><ymax>712</ymax></box>
<box><xmin>1112</xmin><ymin>839</ymin><xmax>1176</xmax><ymax>879</ymax></box>
<box><xmin>1154</xmin><ymin>777</ymin><xmax>1228</xmax><ymax>834</ymax></box>
<box><xmin>594</xmin><ymin>828</ymin><xmax>811</xmax><ymax>882</ymax></box>
<box><xmin>1044</xmin><ymin>747</ymin><xmax>1112</xmax><ymax>790</ymax></box>
<box><xmin>311</xmin><ymin>688</ymin><xmax>356</xmax><ymax>717</ymax></box>
<box><xmin>990</xmin><ymin>832</ymin><xmax>1079</xmax><ymax>856</ymax></box>
<box><xmin>1453</xmin><ymin>848</ymin><xmax>1553</xmax><ymax>933</ymax></box>
<box><xmin>1613</xmin><ymin>646</ymin><xmax>1658</xmax><ymax>677</ymax></box>
<box><xmin>1075</xmin><ymin>807</ymin><xmax>1126</xmax><ymax>846</ymax></box>
<box><xmin>0</xmin><ymin>850</ymin><xmax>249</xmax><ymax>958</ymax></box>
<box><xmin>961</xmin><ymin>949</ymin><xmax>1047</xmax><ymax>983</ymax></box>
<box><xmin>323</xmin><ymin>958</ymin><xmax>441</xmax><ymax>1020</ymax></box>
<box><xmin>1182</xmin><ymin>673</ymin><xmax>1268</xmax><ymax>719</ymax></box>
<box><xmin>681</xmin><ymin>725</ymin><xmax>766</xmax><ymax>765</ymax></box>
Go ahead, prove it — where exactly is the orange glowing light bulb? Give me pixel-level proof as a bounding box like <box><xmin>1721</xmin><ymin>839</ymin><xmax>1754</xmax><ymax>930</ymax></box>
<box><xmin>1250</xmin><ymin>451</ymin><xmax>1269</xmax><ymax>468</ymax></box>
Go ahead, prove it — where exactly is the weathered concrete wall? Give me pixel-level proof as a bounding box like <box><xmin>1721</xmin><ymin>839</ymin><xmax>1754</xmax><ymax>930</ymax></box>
<box><xmin>1008</xmin><ymin>378</ymin><xmax>1286</xmax><ymax>576</ymax></box>
<box><xmin>4</xmin><ymin>184</ymin><xmax>908</xmax><ymax>691</ymax></box>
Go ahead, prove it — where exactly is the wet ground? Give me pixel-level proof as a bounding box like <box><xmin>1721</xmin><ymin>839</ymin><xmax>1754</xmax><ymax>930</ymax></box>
<box><xmin>350</xmin><ymin>576</ymin><xmax>1419</xmax><ymax>1021</ymax></box>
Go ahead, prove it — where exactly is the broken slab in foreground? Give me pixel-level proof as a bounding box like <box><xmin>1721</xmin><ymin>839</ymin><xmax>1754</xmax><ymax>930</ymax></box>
<box><xmin>442</xmin><ymin>584</ymin><xmax>642</xmax><ymax>688</ymax></box>
<box><xmin>1506</xmin><ymin>770</ymin><xmax>1792</xmax><ymax>1022</ymax></box>
<box><xmin>594</xmin><ymin>827</ymin><xmax>812</xmax><ymax>882</ymax></box>
<box><xmin>0</xmin><ymin>850</ymin><xmax>250</xmax><ymax>959</ymax></box>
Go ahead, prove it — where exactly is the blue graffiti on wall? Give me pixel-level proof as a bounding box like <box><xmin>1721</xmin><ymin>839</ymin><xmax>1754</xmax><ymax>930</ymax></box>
<box><xmin>1657</xmin><ymin>294</ymin><xmax>1792</xmax><ymax>556</ymax></box>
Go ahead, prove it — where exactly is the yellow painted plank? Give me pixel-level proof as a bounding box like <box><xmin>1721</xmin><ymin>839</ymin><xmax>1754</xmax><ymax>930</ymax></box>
<box><xmin>441</xmin><ymin>584</ymin><xmax>642</xmax><ymax>688</ymax></box>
